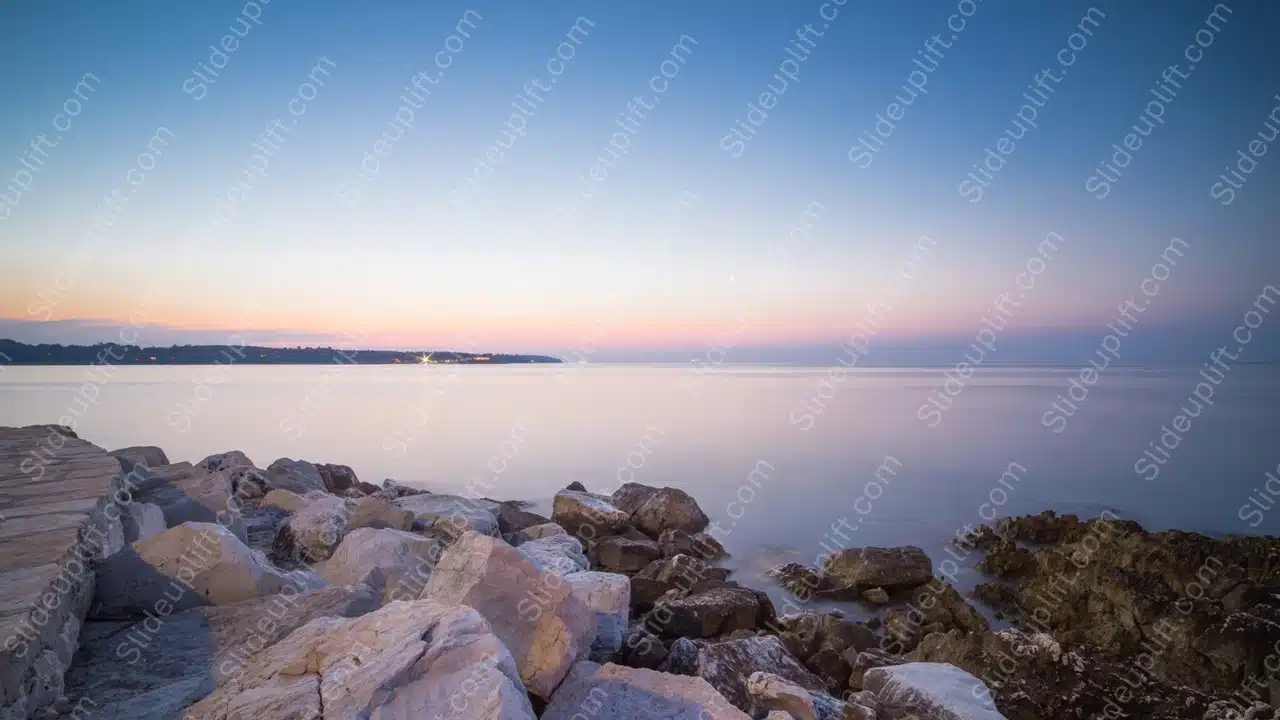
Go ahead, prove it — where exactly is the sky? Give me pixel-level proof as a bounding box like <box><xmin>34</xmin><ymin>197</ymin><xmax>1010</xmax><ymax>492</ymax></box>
<box><xmin>1</xmin><ymin>0</ymin><xmax>1277</xmax><ymax>362</ymax></box>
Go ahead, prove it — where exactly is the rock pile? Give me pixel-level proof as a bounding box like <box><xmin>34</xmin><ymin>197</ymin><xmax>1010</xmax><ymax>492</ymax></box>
<box><xmin>5</xmin><ymin>434</ymin><xmax>1023</xmax><ymax>719</ymax></box>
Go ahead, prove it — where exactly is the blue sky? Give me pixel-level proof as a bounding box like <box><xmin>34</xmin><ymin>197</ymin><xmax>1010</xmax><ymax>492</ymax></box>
<box><xmin>1</xmin><ymin>0</ymin><xmax>1277</xmax><ymax>360</ymax></box>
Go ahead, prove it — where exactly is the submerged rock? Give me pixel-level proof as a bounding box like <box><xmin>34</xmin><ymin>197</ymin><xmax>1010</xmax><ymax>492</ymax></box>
<box><xmin>821</xmin><ymin>546</ymin><xmax>933</xmax><ymax>596</ymax></box>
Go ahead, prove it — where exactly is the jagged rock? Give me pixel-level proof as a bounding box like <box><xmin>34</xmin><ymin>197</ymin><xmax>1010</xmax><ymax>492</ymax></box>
<box><xmin>972</xmin><ymin>582</ymin><xmax>1019</xmax><ymax>616</ymax></box>
<box><xmin>543</xmin><ymin>661</ymin><xmax>750</xmax><ymax>719</ymax></box>
<box><xmin>661</xmin><ymin>637</ymin><xmax>700</xmax><ymax>675</ymax></box>
<box><xmin>566</xmin><ymin>571</ymin><xmax>631</xmax><ymax>661</ymax></box>
<box><xmin>976</xmin><ymin>538</ymin><xmax>1035</xmax><ymax>578</ymax></box>
<box><xmin>883</xmin><ymin>579</ymin><xmax>989</xmax><ymax>654</ymax></box>
<box><xmin>517</xmin><ymin>533</ymin><xmax>589</xmax><ymax>576</ymax></box>
<box><xmin>865</xmin><ymin>662</ymin><xmax>1007</xmax><ymax>719</ymax></box>
<box><xmin>92</xmin><ymin>522</ymin><xmax>325</xmax><ymax>618</ymax></box>
<box><xmin>318</xmin><ymin>527</ymin><xmax>441</xmax><ymax>604</ymax></box>
<box><xmin>346</xmin><ymin>495</ymin><xmax>414</xmax><ymax>531</ymax></box>
<box><xmin>315</xmin><ymin>463</ymin><xmax>358</xmax><ymax>495</ymax></box>
<box><xmin>506</xmin><ymin>521</ymin><xmax>567</xmax><ymax>546</ymax></box>
<box><xmin>769</xmin><ymin>562</ymin><xmax>836</xmax><ymax>597</ymax></box>
<box><xmin>63</xmin><ymin>585</ymin><xmax>379</xmax><ymax>720</ymax></box>
<box><xmin>631</xmin><ymin>487</ymin><xmax>710</xmax><ymax>537</ymax></box>
<box><xmin>552</xmin><ymin>489</ymin><xmax>631</xmax><ymax>539</ymax></box>
<box><xmin>183</xmin><ymin>600</ymin><xmax>536</xmax><ymax>719</ymax></box>
<box><xmin>1001</xmin><ymin>515</ymin><xmax>1280</xmax><ymax>695</ymax></box>
<box><xmin>264</xmin><ymin>458</ymin><xmax>327</xmax><ymax>495</ymax></box>
<box><xmin>747</xmin><ymin>671</ymin><xmax>818</xmax><ymax>720</ymax></box>
<box><xmin>821</xmin><ymin>546</ymin><xmax>933</xmax><ymax>596</ymax></box>
<box><xmin>121</xmin><ymin>502</ymin><xmax>166</xmax><ymax>544</ymax></box>
<box><xmin>996</xmin><ymin>510</ymin><xmax>1084</xmax><ymax>544</ymax></box>
<box><xmin>111</xmin><ymin>446</ymin><xmax>169</xmax><ymax>473</ymax></box>
<box><xmin>394</xmin><ymin>492</ymin><xmax>500</xmax><ymax>539</ymax></box>
<box><xmin>620</xmin><ymin>626</ymin><xmax>667</xmax><ymax>669</ymax></box>
<box><xmin>272</xmin><ymin>494</ymin><xmax>349</xmax><ymax>564</ymax></box>
<box><xmin>419</xmin><ymin>531</ymin><xmax>596</xmax><ymax>699</ymax></box>
<box><xmin>195</xmin><ymin>451</ymin><xmax>254</xmax><ymax>473</ymax></box>
<box><xmin>132</xmin><ymin>463</ymin><xmax>247</xmax><ymax>543</ymax></box>
<box><xmin>596</xmin><ymin>534</ymin><xmax>662</xmax><ymax>573</ymax></box>
<box><xmin>612</xmin><ymin>482</ymin><xmax>661</xmax><ymax>515</ymax></box>
<box><xmin>862</xmin><ymin>587</ymin><xmax>889</xmax><ymax>604</ymax></box>
<box><xmin>493</xmin><ymin>500</ymin><xmax>550</xmax><ymax>535</ymax></box>
<box><xmin>695</xmin><ymin>635</ymin><xmax>826</xmax><ymax>714</ymax></box>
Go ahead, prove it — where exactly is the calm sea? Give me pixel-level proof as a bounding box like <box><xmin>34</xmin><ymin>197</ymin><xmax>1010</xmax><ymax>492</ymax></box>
<box><xmin>3</xmin><ymin>364</ymin><xmax>1276</xmax><ymax>613</ymax></box>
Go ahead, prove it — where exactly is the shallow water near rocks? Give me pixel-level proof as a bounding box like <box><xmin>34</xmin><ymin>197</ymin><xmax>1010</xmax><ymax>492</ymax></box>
<box><xmin>3</xmin><ymin>364</ymin><xmax>1276</xmax><ymax>620</ymax></box>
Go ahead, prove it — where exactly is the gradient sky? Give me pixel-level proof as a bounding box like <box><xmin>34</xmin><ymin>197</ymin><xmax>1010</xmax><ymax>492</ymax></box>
<box><xmin>1</xmin><ymin>0</ymin><xmax>1277</xmax><ymax>358</ymax></box>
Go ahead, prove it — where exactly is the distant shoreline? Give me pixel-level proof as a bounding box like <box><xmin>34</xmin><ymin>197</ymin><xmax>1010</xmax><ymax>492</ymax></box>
<box><xmin>0</xmin><ymin>339</ymin><xmax>561</xmax><ymax>366</ymax></box>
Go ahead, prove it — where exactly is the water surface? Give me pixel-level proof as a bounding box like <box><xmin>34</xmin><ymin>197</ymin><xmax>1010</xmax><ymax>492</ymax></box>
<box><xmin>3</xmin><ymin>364</ymin><xmax>1276</xmax><ymax>614</ymax></box>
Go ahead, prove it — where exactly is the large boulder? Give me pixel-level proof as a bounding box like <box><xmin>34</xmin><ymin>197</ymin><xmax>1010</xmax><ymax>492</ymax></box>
<box><xmin>565</xmin><ymin>571</ymin><xmax>630</xmax><ymax>660</ymax></box>
<box><xmin>394</xmin><ymin>492</ymin><xmax>500</xmax><ymax>539</ymax></box>
<box><xmin>272</xmin><ymin>493</ymin><xmax>349</xmax><ymax>564</ymax></box>
<box><xmin>195</xmin><ymin>451</ymin><xmax>255</xmax><ymax>473</ymax></box>
<box><xmin>346</xmin><ymin>495</ymin><xmax>415</xmax><ymax>531</ymax></box>
<box><xmin>542</xmin><ymin>662</ymin><xmax>750</xmax><ymax>719</ymax></box>
<box><xmin>63</xmin><ymin>585</ymin><xmax>379</xmax><ymax>720</ymax></box>
<box><xmin>420</xmin><ymin>531</ymin><xmax>596</xmax><ymax>699</ymax></box>
<box><xmin>121</xmin><ymin>502</ymin><xmax>166</xmax><ymax>544</ymax></box>
<box><xmin>318</xmin><ymin>528</ymin><xmax>442</xmax><ymax>604</ymax></box>
<box><xmin>611</xmin><ymin>482</ymin><xmax>661</xmax><ymax>515</ymax></box>
<box><xmin>132</xmin><ymin>463</ymin><xmax>247</xmax><ymax>543</ymax></box>
<box><xmin>695</xmin><ymin>636</ymin><xmax>826</xmax><ymax>715</ymax></box>
<box><xmin>595</xmin><ymin>535</ymin><xmax>662</xmax><ymax>574</ymax></box>
<box><xmin>552</xmin><ymin>489</ymin><xmax>631</xmax><ymax>539</ymax></box>
<box><xmin>264</xmin><ymin>458</ymin><xmax>327</xmax><ymax>494</ymax></box>
<box><xmin>631</xmin><ymin>487</ymin><xmax>710</xmax><ymax>537</ymax></box>
<box><xmin>864</xmin><ymin>662</ymin><xmax>1007</xmax><ymax>719</ymax></box>
<box><xmin>183</xmin><ymin>600</ymin><xmax>536</xmax><ymax>719</ymax></box>
<box><xmin>315</xmin><ymin>463</ymin><xmax>359</xmax><ymax>495</ymax></box>
<box><xmin>517</xmin><ymin>533</ymin><xmax>589</xmax><ymax>576</ymax></box>
<box><xmin>652</xmin><ymin>587</ymin><xmax>766</xmax><ymax>639</ymax></box>
<box><xmin>91</xmin><ymin>522</ymin><xmax>325</xmax><ymax>618</ymax></box>
<box><xmin>822</xmin><ymin>546</ymin><xmax>933</xmax><ymax>596</ymax></box>
<box><xmin>111</xmin><ymin>446</ymin><xmax>169</xmax><ymax>473</ymax></box>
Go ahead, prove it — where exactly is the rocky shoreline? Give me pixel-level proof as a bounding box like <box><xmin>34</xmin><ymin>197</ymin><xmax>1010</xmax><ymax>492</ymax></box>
<box><xmin>3</xmin><ymin>426</ymin><xmax>1278</xmax><ymax>719</ymax></box>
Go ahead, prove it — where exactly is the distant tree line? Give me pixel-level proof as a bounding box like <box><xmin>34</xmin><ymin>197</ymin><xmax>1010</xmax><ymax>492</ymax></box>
<box><xmin>0</xmin><ymin>339</ymin><xmax>560</xmax><ymax>365</ymax></box>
